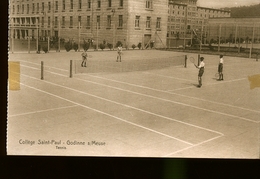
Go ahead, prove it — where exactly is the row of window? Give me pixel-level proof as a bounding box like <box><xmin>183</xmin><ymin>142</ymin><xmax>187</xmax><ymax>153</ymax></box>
<box><xmin>169</xmin><ymin>10</ymin><xmax>228</xmax><ymax>16</ymax></box>
<box><xmin>12</xmin><ymin>15</ymin><xmax>161</xmax><ymax>30</ymax></box>
<box><xmin>12</xmin><ymin>0</ymin><xmax>124</xmax><ymax>14</ymax></box>
<box><xmin>12</xmin><ymin>0</ymin><xmax>154</xmax><ymax>14</ymax></box>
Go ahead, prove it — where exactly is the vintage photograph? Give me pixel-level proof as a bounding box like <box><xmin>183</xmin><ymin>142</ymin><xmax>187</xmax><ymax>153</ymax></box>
<box><xmin>7</xmin><ymin>0</ymin><xmax>260</xmax><ymax>158</ymax></box>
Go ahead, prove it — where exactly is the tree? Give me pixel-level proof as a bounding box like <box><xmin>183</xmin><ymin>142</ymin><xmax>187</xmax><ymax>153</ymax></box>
<box><xmin>99</xmin><ymin>43</ymin><xmax>105</xmax><ymax>50</ymax></box>
<box><xmin>82</xmin><ymin>41</ymin><xmax>90</xmax><ymax>51</ymax></box>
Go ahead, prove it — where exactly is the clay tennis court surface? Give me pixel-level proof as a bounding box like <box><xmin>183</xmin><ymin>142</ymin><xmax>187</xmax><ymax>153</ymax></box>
<box><xmin>7</xmin><ymin>49</ymin><xmax>260</xmax><ymax>158</ymax></box>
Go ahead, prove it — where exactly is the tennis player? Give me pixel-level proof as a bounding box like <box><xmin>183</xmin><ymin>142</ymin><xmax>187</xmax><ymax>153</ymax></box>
<box><xmin>195</xmin><ymin>57</ymin><xmax>205</xmax><ymax>88</ymax></box>
<box><xmin>218</xmin><ymin>54</ymin><xmax>224</xmax><ymax>80</ymax></box>
<box><xmin>116</xmin><ymin>44</ymin><xmax>122</xmax><ymax>62</ymax></box>
<box><xmin>81</xmin><ymin>50</ymin><xmax>88</xmax><ymax>67</ymax></box>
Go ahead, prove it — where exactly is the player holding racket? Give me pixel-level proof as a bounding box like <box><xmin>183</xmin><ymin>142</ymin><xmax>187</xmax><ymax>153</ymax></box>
<box><xmin>81</xmin><ymin>49</ymin><xmax>88</xmax><ymax>67</ymax></box>
<box><xmin>116</xmin><ymin>44</ymin><xmax>123</xmax><ymax>62</ymax></box>
<box><xmin>217</xmin><ymin>54</ymin><xmax>224</xmax><ymax>81</ymax></box>
<box><xmin>194</xmin><ymin>57</ymin><xmax>205</xmax><ymax>88</ymax></box>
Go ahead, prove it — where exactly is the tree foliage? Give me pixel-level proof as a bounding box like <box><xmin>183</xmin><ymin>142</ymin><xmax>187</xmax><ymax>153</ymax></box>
<box><xmin>224</xmin><ymin>3</ymin><xmax>260</xmax><ymax>17</ymax></box>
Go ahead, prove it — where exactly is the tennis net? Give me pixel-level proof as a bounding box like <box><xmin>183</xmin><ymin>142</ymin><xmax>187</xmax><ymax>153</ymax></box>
<box><xmin>74</xmin><ymin>55</ymin><xmax>186</xmax><ymax>74</ymax></box>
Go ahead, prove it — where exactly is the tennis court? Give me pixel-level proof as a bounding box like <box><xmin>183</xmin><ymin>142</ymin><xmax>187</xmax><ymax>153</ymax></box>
<box><xmin>7</xmin><ymin>49</ymin><xmax>260</xmax><ymax>158</ymax></box>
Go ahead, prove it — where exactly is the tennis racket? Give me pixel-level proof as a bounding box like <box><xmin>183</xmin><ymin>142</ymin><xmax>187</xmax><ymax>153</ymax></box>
<box><xmin>215</xmin><ymin>72</ymin><xmax>220</xmax><ymax>79</ymax></box>
<box><xmin>189</xmin><ymin>57</ymin><xmax>196</xmax><ymax>67</ymax></box>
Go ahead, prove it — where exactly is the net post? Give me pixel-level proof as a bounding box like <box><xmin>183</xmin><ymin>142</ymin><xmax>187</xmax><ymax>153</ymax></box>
<box><xmin>184</xmin><ymin>55</ymin><xmax>187</xmax><ymax>68</ymax></box>
<box><xmin>41</xmin><ymin>61</ymin><xmax>44</xmax><ymax>80</ymax></box>
<box><xmin>198</xmin><ymin>54</ymin><xmax>200</xmax><ymax>66</ymax></box>
<box><xmin>70</xmin><ymin>60</ymin><xmax>73</xmax><ymax>78</ymax></box>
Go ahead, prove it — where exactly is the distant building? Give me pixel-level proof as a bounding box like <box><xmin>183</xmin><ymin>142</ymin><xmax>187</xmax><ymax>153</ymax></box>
<box><xmin>9</xmin><ymin>0</ymin><xmax>231</xmax><ymax>50</ymax></box>
<box><xmin>167</xmin><ymin>0</ymin><xmax>230</xmax><ymax>47</ymax></box>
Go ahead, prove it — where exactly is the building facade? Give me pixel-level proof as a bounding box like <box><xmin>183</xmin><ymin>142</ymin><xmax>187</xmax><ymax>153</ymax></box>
<box><xmin>9</xmin><ymin>0</ymin><xmax>168</xmax><ymax>49</ymax></box>
<box><xmin>9</xmin><ymin>0</ymin><xmax>231</xmax><ymax>50</ymax></box>
<box><xmin>167</xmin><ymin>0</ymin><xmax>230</xmax><ymax>47</ymax></box>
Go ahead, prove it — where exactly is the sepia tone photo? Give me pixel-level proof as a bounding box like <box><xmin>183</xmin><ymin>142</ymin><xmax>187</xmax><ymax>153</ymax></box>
<box><xmin>7</xmin><ymin>0</ymin><xmax>260</xmax><ymax>158</ymax></box>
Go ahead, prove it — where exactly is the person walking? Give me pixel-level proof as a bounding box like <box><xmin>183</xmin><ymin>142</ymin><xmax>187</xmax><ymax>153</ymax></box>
<box><xmin>81</xmin><ymin>50</ymin><xmax>88</xmax><ymax>67</ymax></box>
<box><xmin>218</xmin><ymin>54</ymin><xmax>224</xmax><ymax>80</ymax></box>
<box><xmin>116</xmin><ymin>44</ymin><xmax>123</xmax><ymax>62</ymax></box>
<box><xmin>195</xmin><ymin>57</ymin><xmax>205</xmax><ymax>88</ymax></box>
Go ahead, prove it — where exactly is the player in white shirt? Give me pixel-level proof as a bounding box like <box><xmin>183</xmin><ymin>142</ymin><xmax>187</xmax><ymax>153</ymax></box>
<box><xmin>195</xmin><ymin>57</ymin><xmax>205</xmax><ymax>88</ymax></box>
<box><xmin>218</xmin><ymin>55</ymin><xmax>224</xmax><ymax>80</ymax></box>
<box><xmin>116</xmin><ymin>44</ymin><xmax>123</xmax><ymax>62</ymax></box>
<box><xmin>81</xmin><ymin>50</ymin><xmax>88</xmax><ymax>67</ymax></box>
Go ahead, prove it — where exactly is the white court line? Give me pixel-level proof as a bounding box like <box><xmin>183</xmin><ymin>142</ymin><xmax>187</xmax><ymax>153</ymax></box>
<box><xmin>163</xmin><ymin>134</ymin><xmax>224</xmax><ymax>157</ymax></box>
<box><xmin>18</xmin><ymin>80</ymin><xmax>194</xmax><ymax>146</ymax></box>
<box><xmin>9</xmin><ymin>105</ymin><xmax>78</xmax><ymax>117</ymax></box>
<box><xmin>20</xmin><ymin>65</ymin><xmax>40</xmax><ymax>71</ymax></box>
<box><xmin>21</xmin><ymin>73</ymin><xmax>223</xmax><ymax>137</ymax></box>
<box><xmin>20</xmin><ymin>64</ymin><xmax>259</xmax><ymax>123</ymax></box>
<box><xmin>21</xmin><ymin>64</ymin><xmax>69</xmax><ymax>77</ymax></box>
<box><xmin>19</xmin><ymin>60</ymin><xmax>69</xmax><ymax>72</ymax></box>
<box><xmin>85</xmin><ymin>74</ymin><xmax>260</xmax><ymax>116</ymax></box>
<box><xmin>143</xmin><ymin>72</ymin><xmax>194</xmax><ymax>82</ymax></box>
<box><xmin>169</xmin><ymin>78</ymin><xmax>247</xmax><ymax>92</ymax></box>
<box><xmin>75</xmin><ymin>76</ymin><xmax>258</xmax><ymax>123</ymax></box>
<box><xmin>204</xmin><ymin>78</ymin><xmax>247</xmax><ymax>86</ymax></box>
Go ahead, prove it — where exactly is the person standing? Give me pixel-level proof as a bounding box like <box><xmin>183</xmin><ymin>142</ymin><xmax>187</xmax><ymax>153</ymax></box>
<box><xmin>116</xmin><ymin>44</ymin><xmax>123</xmax><ymax>62</ymax></box>
<box><xmin>218</xmin><ymin>54</ymin><xmax>224</xmax><ymax>80</ymax></box>
<box><xmin>81</xmin><ymin>50</ymin><xmax>88</xmax><ymax>67</ymax></box>
<box><xmin>195</xmin><ymin>57</ymin><xmax>205</xmax><ymax>88</ymax></box>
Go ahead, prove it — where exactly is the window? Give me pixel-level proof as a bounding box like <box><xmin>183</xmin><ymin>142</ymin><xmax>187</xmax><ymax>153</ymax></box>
<box><xmin>70</xmin><ymin>0</ymin><xmax>73</xmax><ymax>10</ymax></box>
<box><xmin>26</xmin><ymin>18</ymin><xmax>30</xmax><ymax>25</ymax></box>
<box><xmin>146</xmin><ymin>0</ymin><xmax>152</xmax><ymax>9</ymax></box>
<box><xmin>42</xmin><ymin>2</ymin><xmax>44</xmax><ymax>12</ymax></box>
<box><xmin>88</xmin><ymin>0</ymin><xmax>91</xmax><ymax>9</ymax></box>
<box><xmin>17</xmin><ymin>5</ymin><xmax>19</xmax><ymax>13</ymax></box>
<box><xmin>21</xmin><ymin>18</ymin><xmax>25</xmax><ymax>25</ymax></box>
<box><xmin>86</xmin><ymin>16</ymin><xmax>90</xmax><ymax>28</ymax></box>
<box><xmin>97</xmin><ymin>16</ymin><xmax>100</xmax><ymax>29</ymax></box>
<box><xmin>13</xmin><ymin>5</ymin><xmax>15</xmax><ymax>14</ymax></box>
<box><xmin>48</xmin><ymin>2</ymin><xmax>51</xmax><ymax>11</ymax></box>
<box><xmin>108</xmin><ymin>0</ymin><xmax>112</xmax><ymax>8</ymax></box>
<box><xmin>36</xmin><ymin>3</ymin><xmax>39</xmax><ymax>13</ymax></box>
<box><xmin>107</xmin><ymin>15</ymin><xmax>111</xmax><ymax>28</ymax></box>
<box><xmin>118</xmin><ymin>15</ymin><xmax>123</xmax><ymax>28</ymax></box>
<box><xmin>78</xmin><ymin>16</ymin><xmax>81</xmax><ymax>26</ymax></box>
<box><xmin>62</xmin><ymin>0</ymin><xmax>65</xmax><ymax>11</ymax></box>
<box><xmin>70</xmin><ymin>16</ymin><xmax>73</xmax><ymax>27</ymax></box>
<box><xmin>41</xmin><ymin>17</ymin><xmax>44</xmax><ymax>26</ymax></box>
<box><xmin>27</xmin><ymin>4</ymin><xmax>29</xmax><ymax>14</ymax></box>
<box><xmin>48</xmin><ymin>17</ymin><xmax>51</xmax><ymax>27</ymax></box>
<box><xmin>135</xmin><ymin>16</ymin><xmax>140</xmax><ymax>28</ymax></box>
<box><xmin>62</xmin><ymin>16</ymin><xmax>65</xmax><ymax>27</ymax></box>
<box><xmin>22</xmin><ymin>4</ymin><xmax>24</xmax><ymax>14</ymax></box>
<box><xmin>55</xmin><ymin>1</ymin><xmax>58</xmax><ymax>11</ymax></box>
<box><xmin>146</xmin><ymin>17</ymin><xmax>151</xmax><ymax>29</ymax></box>
<box><xmin>119</xmin><ymin>0</ymin><xmax>123</xmax><ymax>7</ymax></box>
<box><xmin>32</xmin><ymin>3</ymin><xmax>35</xmax><ymax>13</ymax></box>
<box><xmin>78</xmin><ymin>0</ymin><xmax>82</xmax><ymax>10</ymax></box>
<box><xmin>70</xmin><ymin>16</ymin><xmax>73</xmax><ymax>28</ymax></box>
<box><xmin>54</xmin><ymin>17</ymin><xmax>58</xmax><ymax>27</ymax></box>
<box><xmin>156</xmin><ymin>17</ymin><xmax>161</xmax><ymax>29</ymax></box>
<box><xmin>97</xmin><ymin>0</ymin><xmax>101</xmax><ymax>8</ymax></box>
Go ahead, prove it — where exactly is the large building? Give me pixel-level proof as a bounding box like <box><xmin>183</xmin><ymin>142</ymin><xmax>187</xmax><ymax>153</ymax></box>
<box><xmin>9</xmin><ymin>0</ymin><xmax>230</xmax><ymax>50</ymax></box>
<box><xmin>167</xmin><ymin>0</ymin><xmax>230</xmax><ymax>47</ymax></box>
